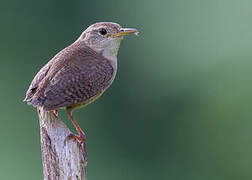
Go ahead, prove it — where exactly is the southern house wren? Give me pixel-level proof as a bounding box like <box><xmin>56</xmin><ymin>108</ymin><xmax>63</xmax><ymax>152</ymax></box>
<box><xmin>24</xmin><ymin>22</ymin><xmax>138</xmax><ymax>145</ymax></box>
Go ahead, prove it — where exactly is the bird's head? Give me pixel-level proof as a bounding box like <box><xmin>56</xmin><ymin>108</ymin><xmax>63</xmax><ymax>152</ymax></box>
<box><xmin>78</xmin><ymin>22</ymin><xmax>138</xmax><ymax>59</ymax></box>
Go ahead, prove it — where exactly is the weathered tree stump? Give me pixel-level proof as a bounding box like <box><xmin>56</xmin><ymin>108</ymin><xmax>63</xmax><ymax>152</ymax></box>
<box><xmin>38</xmin><ymin>108</ymin><xmax>87</xmax><ymax>180</ymax></box>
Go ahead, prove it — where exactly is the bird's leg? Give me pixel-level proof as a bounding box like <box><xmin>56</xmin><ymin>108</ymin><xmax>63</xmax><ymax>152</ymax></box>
<box><xmin>53</xmin><ymin>109</ymin><xmax>58</xmax><ymax>117</ymax></box>
<box><xmin>66</xmin><ymin>109</ymin><xmax>87</xmax><ymax>159</ymax></box>
<box><xmin>66</xmin><ymin>109</ymin><xmax>85</xmax><ymax>144</ymax></box>
<box><xmin>37</xmin><ymin>106</ymin><xmax>40</xmax><ymax>114</ymax></box>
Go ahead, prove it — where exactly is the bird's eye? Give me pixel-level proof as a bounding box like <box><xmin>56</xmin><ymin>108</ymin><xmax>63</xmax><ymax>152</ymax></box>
<box><xmin>99</xmin><ymin>28</ymin><xmax>107</xmax><ymax>35</ymax></box>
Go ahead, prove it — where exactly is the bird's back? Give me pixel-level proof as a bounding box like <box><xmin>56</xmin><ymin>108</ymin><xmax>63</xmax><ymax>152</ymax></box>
<box><xmin>24</xmin><ymin>41</ymin><xmax>115</xmax><ymax>111</ymax></box>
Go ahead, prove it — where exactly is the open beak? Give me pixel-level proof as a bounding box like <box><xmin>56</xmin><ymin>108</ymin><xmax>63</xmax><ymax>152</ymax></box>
<box><xmin>108</xmin><ymin>28</ymin><xmax>139</xmax><ymax>38</ymax></box>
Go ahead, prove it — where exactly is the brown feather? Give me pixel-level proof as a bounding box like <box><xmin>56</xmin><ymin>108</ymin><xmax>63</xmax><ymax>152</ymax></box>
<box><xmin>24</xmin><ymin>40</ymin><xmax>114</xmax><ymax>110</ymax></box>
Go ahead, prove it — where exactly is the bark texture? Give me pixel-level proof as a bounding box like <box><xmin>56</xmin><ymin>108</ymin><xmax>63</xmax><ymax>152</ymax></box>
<box><xmin>38</xmin><ymin>108</ymin><xmax>87</xmax><ymax>180</ymax></box>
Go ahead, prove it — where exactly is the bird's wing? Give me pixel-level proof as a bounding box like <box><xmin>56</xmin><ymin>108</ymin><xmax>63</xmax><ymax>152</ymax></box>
<box><xmin>24</xmin><ymin>59</ymin><xmax>53</xmax><ymax>103</ymax></box>
<box><xmin>24</xmin><ymin>41</ymin><xmax>114</xmax><ymax>110</ymax></box>
<box><xmin>42</xmin><ymin>55</ymin><xmax>114</xmax><ymax>110</ymax></box>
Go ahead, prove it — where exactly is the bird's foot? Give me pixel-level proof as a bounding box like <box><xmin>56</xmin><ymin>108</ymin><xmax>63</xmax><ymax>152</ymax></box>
<box><xmin>67</xmin><ymin>133</ymin><xmax>86</xmax><ymax>144</ymax></box>
<box><xmin>65</xmin><ymin>133</ymin><xmax>87</xmax><ymax>164</ymax></box>
<box><xmin>53</xmin><ymin>109</ymin><xmax>58</xmax><ymax>117</ymax></box>
<box><xmin>37</xmin><ymin>106</ymin><xmax>40</xmax><ymax>114</ymax></box>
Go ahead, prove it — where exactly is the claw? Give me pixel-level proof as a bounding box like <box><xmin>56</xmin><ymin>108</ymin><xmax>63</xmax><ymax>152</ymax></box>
<box><xmin>66</xmin><ymin>109</ymin><xmax>87</xmax><ymax>163</ymax></box>
<box><xmin>65</xmin><ymin>133</ymin><xmax>87</xmax><ymax>163</ymax></box>
<box><xmin>53</xmin><ymin>109</ymin><xmax>58</xmax><ymax>117</ymax></box>
<box><xmin>67</xmin><ymin>133</ymin><xmax>86</xmax><ymax>144</ymax></box>
<box><xmin>37</xmin><ymin>106</ymin><xmax>40</xmax><ymax>114</ymax></box>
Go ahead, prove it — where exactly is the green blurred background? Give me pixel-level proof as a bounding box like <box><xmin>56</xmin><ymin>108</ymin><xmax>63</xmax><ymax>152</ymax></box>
<box><xmin>1</xmin><ymin>0</ymin><xmax>252</xmax><ymax>179</ymax></box>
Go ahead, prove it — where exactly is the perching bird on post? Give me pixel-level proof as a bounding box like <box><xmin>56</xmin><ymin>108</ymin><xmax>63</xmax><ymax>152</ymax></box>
<box><xmin>24</xmin><ymin>22</ymin><xmax>138</xmax><ymax>147</ymax></box>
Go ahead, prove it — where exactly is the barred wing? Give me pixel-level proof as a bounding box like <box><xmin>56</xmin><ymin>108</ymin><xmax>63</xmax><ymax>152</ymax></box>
<box><xmin>42</xmin><ymin>58</ymin><xmax>114</xmax><ymax>110</ymax></box>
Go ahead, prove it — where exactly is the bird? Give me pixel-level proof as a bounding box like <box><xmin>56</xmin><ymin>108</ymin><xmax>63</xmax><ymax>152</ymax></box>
<box><xmin>24</xmin><ymin>22</ymin><xmax>138</xmax><ymax>145</ymax></box>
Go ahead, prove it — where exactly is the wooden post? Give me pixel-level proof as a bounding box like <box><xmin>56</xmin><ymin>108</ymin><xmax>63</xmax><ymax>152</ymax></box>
<box><xmin>38</xmin><ymin>107</ymin><xmax>87</xmax><ymax>180</ymax></box>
